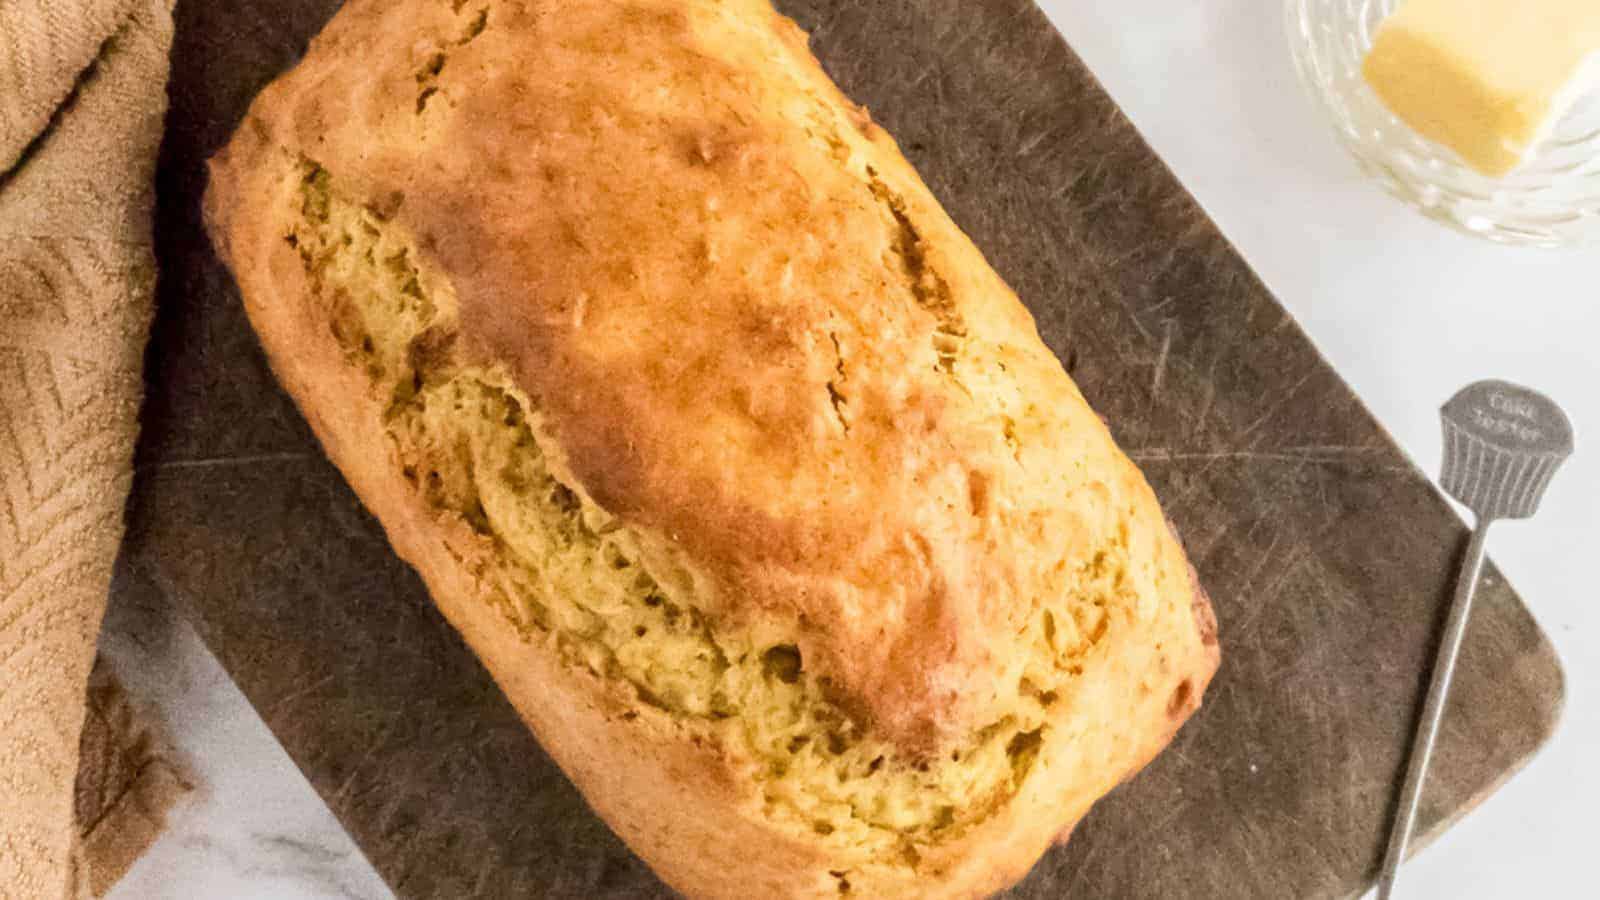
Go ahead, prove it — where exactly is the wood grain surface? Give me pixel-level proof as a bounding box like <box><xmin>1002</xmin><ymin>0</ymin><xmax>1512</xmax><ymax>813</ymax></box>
<box><xmin>124</xmin><ymin>1</ymin><xmax>1564</xmax><ymax>897</ymax></box>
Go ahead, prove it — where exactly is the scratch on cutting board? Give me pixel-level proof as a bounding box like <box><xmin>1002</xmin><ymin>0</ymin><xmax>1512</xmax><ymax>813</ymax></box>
<box><xmin>1191</xmin><ymin>355</ymin><xmax>1219</xmax><ymax>435</ymax></box>
<box><xmin>1150</xmin><ymin>319</ymin><xmax>1175</xmax><ymax>397</ymax></box>
<box><xmin>1227</xmin><ymin>546</ymin><xmax>1309</xmax><ymax>638</ymax></box>
<box><xmin>139</xmin><ymin>451</ymin><xmax>317</xmax><ymax>473</ymax></box>
<box><xmin>1238</xmin><ymin>370</ymin><xmax>1318</xmax><ymax>440</ymax></box>
<box><xmin>1162</xmin><ymin>453</ymin><xmax>1235</xmax><ymax>512</ymax></box>
<box><xmin>1234</xmin><ymin>531</ymin><xmax>1286</xmax><ymax>600</ymax></box>
<box><xmin>330</xmin><ymin>723</ymin><xmax>397</xmax><ymax>804</ymax></box>
<box><xmin>1130</xmin><ymin>446</ymin><xmax>1392</xmax><ymax>463</ymax></box>
<box><xmin>1145</xmin><ymin>294</ymin><xmax>1178</xmax><ymax>317</ymax></box>
<box><xmin>1015</xmin><ymin>128</ymin><xmax>1049</xmax><ymax>158</ymax></box>
<box><xmin>265</xmin><ymin>672</ymin><xmax>337</xmax><ymax>720</ymax></box>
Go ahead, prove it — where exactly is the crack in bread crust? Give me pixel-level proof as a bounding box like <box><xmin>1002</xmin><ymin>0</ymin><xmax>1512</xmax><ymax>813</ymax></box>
<box><xmin>286</xmin><ymin>158</ymin><xmax>1086</xmax><ymax>849</ymax></box>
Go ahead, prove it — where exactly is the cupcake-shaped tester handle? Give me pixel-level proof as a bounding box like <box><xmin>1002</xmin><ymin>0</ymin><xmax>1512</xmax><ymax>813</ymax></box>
<box><xmin>1379</xmin><ymin>380</ymin><xmax>1574</xmax><ymax>899</ymax></box>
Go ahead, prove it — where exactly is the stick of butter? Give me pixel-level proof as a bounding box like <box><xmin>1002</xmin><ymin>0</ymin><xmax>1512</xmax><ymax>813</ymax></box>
<box><xmin>1363</xmin><ymin>0</ymin><xmax>1600</xmax><ymax>177</ymax></box>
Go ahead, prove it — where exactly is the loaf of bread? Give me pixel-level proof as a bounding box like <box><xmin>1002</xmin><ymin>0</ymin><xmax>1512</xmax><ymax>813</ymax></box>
<box><xmin>204</xmin><ymin>1</ymin><xmax>1220</xmax><ymax>896</ymax></box>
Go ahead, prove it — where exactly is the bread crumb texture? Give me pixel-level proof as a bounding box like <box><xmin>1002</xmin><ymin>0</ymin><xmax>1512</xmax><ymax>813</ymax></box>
<box><xmin>233</xmin><ymin>0</ymin><xmax>1214</xmax><ymax>882</ymax></box>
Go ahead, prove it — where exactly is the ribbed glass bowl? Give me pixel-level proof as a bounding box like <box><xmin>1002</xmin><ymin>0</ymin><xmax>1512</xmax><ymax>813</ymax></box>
<box><xmin>1287</xmin><ymin>0</ymin><xmax>1600</xmax><ymax>247</ymax></box>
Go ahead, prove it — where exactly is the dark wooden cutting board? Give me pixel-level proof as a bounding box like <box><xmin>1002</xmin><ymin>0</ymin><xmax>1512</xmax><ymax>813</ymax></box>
<box><xmin>124</xmin><ymin>1</ymin><xmax>1564</xmax><ymax>897</ymax></box>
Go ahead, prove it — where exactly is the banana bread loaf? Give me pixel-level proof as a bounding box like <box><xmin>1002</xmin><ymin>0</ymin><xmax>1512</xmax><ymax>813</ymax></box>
<box><xmin>203</xmin><ymin>1</ymin><xmax>1221</xmax><ymax>896</ymax></box>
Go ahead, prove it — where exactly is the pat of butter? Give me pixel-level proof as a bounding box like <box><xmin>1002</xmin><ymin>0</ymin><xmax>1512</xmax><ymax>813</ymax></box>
<box><xmin>1362</xmin><ymin>0</ymin><xmax>1600</xmax><ymax>176</ymax></box>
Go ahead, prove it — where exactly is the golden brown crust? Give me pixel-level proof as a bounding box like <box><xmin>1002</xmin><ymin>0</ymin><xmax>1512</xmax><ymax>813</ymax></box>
<box><xmin>204</xmin><ymin>1</ymin><xmax>1220</xmax><ymax>896</ymax></box>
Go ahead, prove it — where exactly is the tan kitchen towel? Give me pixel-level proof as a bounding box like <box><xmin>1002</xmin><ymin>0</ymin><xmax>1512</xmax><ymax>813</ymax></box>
<box><xmin>71</xmin><ymin>660</ymin><xmax>192</xmax><ymax>898</ymax></box>
<box><xmin>0</xmin><ymin>0</ymin><xmax>177</xmax><ymax>896</ymax></box>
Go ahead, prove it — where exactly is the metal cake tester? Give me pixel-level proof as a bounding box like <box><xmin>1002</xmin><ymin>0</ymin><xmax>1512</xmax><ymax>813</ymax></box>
<box><xmin>1377</xmin><ymin>380</ymin><xmax>1574</xmax><ymax>899</ymax></box>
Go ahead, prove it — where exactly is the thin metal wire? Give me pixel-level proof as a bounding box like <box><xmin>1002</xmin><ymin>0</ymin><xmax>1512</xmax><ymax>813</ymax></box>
<box><xmin>1376</xmin><ymin>519</ymin><xmax>1490</xmax><ymax>900</ymax></box>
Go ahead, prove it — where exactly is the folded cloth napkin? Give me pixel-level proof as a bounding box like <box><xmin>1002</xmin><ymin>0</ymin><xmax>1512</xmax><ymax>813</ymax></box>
<box><xmin>70</xmin><ymin>658</ymin><xmax>191</xmax><ymax>897</ymax></box>
<box><xmin>0</xmin><ymin>0</ymin><xmax>177</xmax><ymax>896</ymax></box>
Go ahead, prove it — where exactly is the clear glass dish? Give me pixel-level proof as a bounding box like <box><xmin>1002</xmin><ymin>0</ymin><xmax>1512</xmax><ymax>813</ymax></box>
<box><xmin>1287</xmin><ymin>0</ymin><xmax>1600</xmax><ymax>247</ymax></box>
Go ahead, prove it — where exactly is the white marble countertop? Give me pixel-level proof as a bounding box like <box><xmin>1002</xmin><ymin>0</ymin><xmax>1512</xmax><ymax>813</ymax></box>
<box><xmin>106</xmin><ymin>2</ymin><xmax>1598</xmax><ymax>897</ymax></box>
<box><xmin>98</xmin><ymin>571</ymin><xmax>390</xmax><ymax>900</ymax></box>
